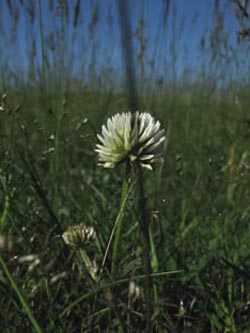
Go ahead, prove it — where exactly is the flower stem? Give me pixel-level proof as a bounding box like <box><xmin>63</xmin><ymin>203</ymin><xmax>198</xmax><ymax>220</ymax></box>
<box><xmin>99</xmin><ymin>165</ymin><xmax>133</xmax><ymax>279</ymax></box>
<box><xmin>79</xmin><ymin>248</ymin><xmax>98</xmax><ymax>282</ymax></box>
<box><xmin>111</xmin><ymin>166</ymin><xmax>130</xmax><ymax>277</ymax></box>
<box><xmin>96</xmin><ymin>166</ymin><xmax>132</xmax><ymax>333</ymax></box>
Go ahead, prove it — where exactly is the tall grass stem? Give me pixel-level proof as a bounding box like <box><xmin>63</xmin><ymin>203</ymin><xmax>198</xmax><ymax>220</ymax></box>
<box><xmin>38</xmin><ymin>0</ymin><xmax>47</xmax><ymax>91</ymax></box>
<box><xmin>0</xmin><ymin>171</ymin><xmax>9</xmax><ymax>231</ymax></box>
<box><xmin>138</xmin><ymin>171</ymin><xmax>152</xmax><ymax>333</ymax></box>
<box><xmin>0</xmin><ymin>254</ymin><xmax>42</xmax><ymax>333</ymax></box>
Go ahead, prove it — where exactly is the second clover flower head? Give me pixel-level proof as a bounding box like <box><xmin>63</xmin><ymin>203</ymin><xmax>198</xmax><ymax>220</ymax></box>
<box><xmin>95</xmin><ymin>111</ymin><xmax>165</xmax><ymax>170</ymax></box>
<box><xmin>62</xmin><ymin>224</ymin><xmax>96</xmax><ymax>248</ymax></box>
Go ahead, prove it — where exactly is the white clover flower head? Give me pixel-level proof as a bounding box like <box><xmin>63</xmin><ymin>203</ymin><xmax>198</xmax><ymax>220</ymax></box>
<box><xmin>62</xmin><ymin>224</ymin><xmax>96</xmax><ymax>247</ymax></box>
<box><xmin>95</xmin><ymin>111</ymin><xmax>165</xmax><ymax>170</ymax></box>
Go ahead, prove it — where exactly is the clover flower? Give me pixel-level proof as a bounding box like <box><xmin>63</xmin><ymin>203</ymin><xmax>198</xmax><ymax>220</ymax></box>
<box><xmin>95</xmin><ymin>111</ymin><xmax>165</xmax><ymax>170</ymax></box>
<box><xmin>62</xmin><ymin>224</ymin><xmax>96</xmax><ymax>247</ymax></box>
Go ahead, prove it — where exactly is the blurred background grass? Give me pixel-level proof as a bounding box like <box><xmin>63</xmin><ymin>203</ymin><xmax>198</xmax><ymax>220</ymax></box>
<box><xmin>0</xmin><ymin>0</ymin><xmax>250</xmax><ymax>332</ymax></box>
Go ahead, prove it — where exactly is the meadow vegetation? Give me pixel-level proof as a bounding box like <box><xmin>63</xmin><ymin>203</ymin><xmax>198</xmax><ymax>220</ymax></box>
<box><xmin>0</xmin><ymin>1</ymin><xmax>250</xmax><ymax>332</ymax></box>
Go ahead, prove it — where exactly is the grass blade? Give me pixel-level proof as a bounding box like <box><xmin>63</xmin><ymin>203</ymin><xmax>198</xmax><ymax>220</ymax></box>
<box><xmin>0</xmin><ymin>254</ymin><xmax>42</xmax><ymax>333</ymax></box>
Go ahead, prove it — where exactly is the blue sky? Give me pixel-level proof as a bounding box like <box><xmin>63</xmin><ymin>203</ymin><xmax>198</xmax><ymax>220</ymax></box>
<box><xmin>0</xmin><ymin>0</ymin><xmax>243</xmax><ymax>85</ymax></box>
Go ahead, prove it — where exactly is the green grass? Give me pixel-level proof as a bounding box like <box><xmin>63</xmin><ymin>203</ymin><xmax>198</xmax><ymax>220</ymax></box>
<box><xmin>0</xmin><ymin>87</ymin><xmax>250</xmax><ymax>332</ymax></box>
<box><xmin>1</xmin><ymin>0</ymin><xmax>250</xmax><ymax>330</ymax></box>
